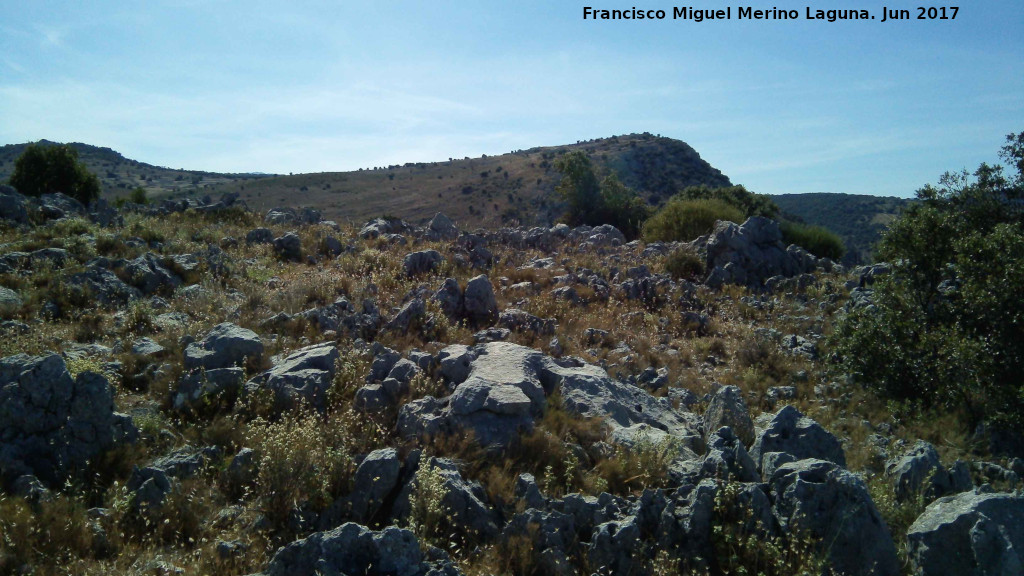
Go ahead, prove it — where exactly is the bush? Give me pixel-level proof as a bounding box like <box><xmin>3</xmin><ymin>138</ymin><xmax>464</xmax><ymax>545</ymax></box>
<box><xmin>643</xmin><ymin>197</ymin><xmax>745</xmax><ymax>242</ymax></box>
<box><xmin>8</xmin><ymin>143</ymin><xmax>101</xmax><ymax>205</ymax></box>
<box><xmin>663</xmin><ymin>246</ymin><xmax>705</xmax><ymax>281</ymax></box>
<box><xmin>830</xmin><ymin>131</ymin><xmax>1024</xmax><ymax>432</ymax></box>
<box><xmin>779</xmin><ymin>220</ymin><xmax>845</xmax><ymax>260</ymax></box>
<box><xmin>674</xmin><ymin>184</ymin><xmax>779</xmax><ymax>219</ymax></box>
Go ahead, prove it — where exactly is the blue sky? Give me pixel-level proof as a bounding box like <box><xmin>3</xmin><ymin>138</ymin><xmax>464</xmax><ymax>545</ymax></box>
<box><xmin>1</xmin><ymin>1</ymin><xmax>1021</xmax><ymax>197</ymax></box>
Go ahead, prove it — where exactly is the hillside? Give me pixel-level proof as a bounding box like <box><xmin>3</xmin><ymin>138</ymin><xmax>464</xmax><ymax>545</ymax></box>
<box><xmin>0</xmin><ymin>140</ymin><xmax>270</xmax><ymax>201</ymax></box>
<box><xmin>772</xmin><ymin>193</ymin><xmax>912</xmax><ymax>265</ymax></box>
<box><xmin>203</xmin><ymin>133</ymin><xmax>732</xmax><ymax>228</ymax></box>
<box><xmin>2</xmin><ymin>185</ymin><xmax>1020</xmax><ymax>576</ymax></box>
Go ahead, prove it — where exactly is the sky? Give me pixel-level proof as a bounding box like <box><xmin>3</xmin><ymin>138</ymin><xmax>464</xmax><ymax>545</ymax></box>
<box><xmin>1</xmin><ymin>1</ymin><xmax>1021</xmax><ymax>198</ymax></box>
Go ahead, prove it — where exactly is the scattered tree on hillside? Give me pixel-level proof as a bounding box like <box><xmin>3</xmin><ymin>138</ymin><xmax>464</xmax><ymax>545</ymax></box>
<box><xmin>554</xmin><ymin>150</ymin><xmax>649</xmax><ymax>238</ymax></box>
<box><xmin>8</xmin><ymin>143</ymin><xmax>101</xmax><ymax>205</ymax></box>
<box><xmin>831</xmin><ymin>131</ymin><xmax>1024</xmax><ymax>437</ymax></box>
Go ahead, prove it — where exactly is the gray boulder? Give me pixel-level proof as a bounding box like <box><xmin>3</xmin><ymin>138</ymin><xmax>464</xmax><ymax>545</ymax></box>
<box><xmin>183</xmin><ymin>322</ymin><xmax>263</xmax><ymax>371</ymax></box>
<box><xmin>498</xmin><ymin>308</ymin><xmax>556</xmax><ymax>336</ymax></box>
<box><xmin>907</xmin><ymin>491</ymin><xmax>1024</xmax><ymax>576</ymax></box>
<box><xmin>259</xmin><ymin>522</ymin><xmax>457</xmax><ymax>576</ymax></box>
<box><xmin>886</xmin><ymin>440</ymin><xmax>956</xmax><ymax>501</ymax></box>
<box><xmin>427</xmin><ymin>213</ymin><xmax>459</xmax><ymax>241</ymax></box>
<box><xmin>39</xmin><ymin>192</ymin><xmax>85</xmax><ymax>220</ymax></box>
<box><xmin>703</xmin><ymin>385</ymin><xmax>754</xmax><ymax>446</ymax></box>
<box><xmin>386</xmin><ymin>298</ymin><xmax>426</xmax><ymax>333</ymax></box>
<box><xmin>359</xmin><ymin>217</ymin><xmax>407</xmax><ymax>239</ymax></box>
<box><xmin>393</xmin><ymin>457</ymin><xmax>500</xmax><ymax>542</ymax></box>
<box><xmin>400</xmin><ymin>342</ymin><xmax>701</xmax><ymax>452</ymax></box>
<box><xmin>0</xmin><ymin>185</ymin><xmax>30</xmax><ymax>224</ymax></box>
<box><xmin>403</xmin><ymin>250</ymin><xmax>443</xmax><ymax>277</ymax></box>
<box><xmin>770</xmin><ymin>459</ymin><xmax>899</xmax><ymax>576</ymax></box>
<box><xmin>264</xmin><ymin>207</ymin><xmax>296</xmax><ymax>225</ymax></box>
<box><xmin>696</xmin><ymin>217</ymin><xmax>818</xmax><ymax>290</ymax></box>
<box><xmin>122</xmin><ymin>253</ymin><xmax>182</xmax><ymax>295</ymax></box>
<box><xmin>461</xmin><ymin>275</ymin><xmax>497</xmax><ymax>326</ymax></box>
<box><xmin>244</xmin><ymin>343</ymin><xmax>339</xmax><ymax>413</ymax></box>
<box><xmin>0</xmin><ymin>286</ymin><xmax>23</xmax><ymax>316</ymax></box>
<box><xmin>750</xmin><ymin>405</ymin><xmax>846</xmax><ymax>473</ymax></box>
<box><xmin>273</xmin><ymin>232</ymin><xmax>303</xmax><ymax>262</ymax></box>
<box><xmin>67</xmin><ymin>264</ymin><xmax>143</xmax><ymax>308</ymax></box>
<box><xmin>0</xmin><ymin>354</ymin><xmax>137</xmax><ymax>488</ymax></box>
<box><xmin>245</xmin><ymin>227</ymin><xmax>274</xmax><ymax>245</ymax></box>
<box><xmin>302</xmin><ymin>297</ymin><xmax>382</xmax><ymax>340</ymax></box>
<box><xmin>346</xmin><ymin>448</ymin><xmax>402</xmax><ymax>523</ymax></box>
<box><xmin>173</xmin><ymin>368</ymin><xmax>245</xmax><ymax>411</ymax></box>
<box><xmin>432</xmin><ymin>278</ymin><xmax>463</xmax><ymax>319</ymax></box>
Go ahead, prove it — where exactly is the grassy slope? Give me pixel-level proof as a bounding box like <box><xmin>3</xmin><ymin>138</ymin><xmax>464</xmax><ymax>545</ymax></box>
<box><xmin>204</xmin><ymin>133</ymin><xmax>733</xmax><ymax>228</ymax></box>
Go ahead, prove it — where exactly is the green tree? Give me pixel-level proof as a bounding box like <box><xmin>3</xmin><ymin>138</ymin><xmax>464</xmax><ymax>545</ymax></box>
<box><xmin>595</xmin><ymin>173</ymin><xmax>650</xmax><ymax>238</ymax></box>
<box><xmin>8</xmin><ymin>143</ymin><xmax>101</xmax><ymax>205</ymax></box>
<box><xmin>553</xmin><ymin>150</ymin><xmax>649</xmax><ymax>238</ymax></box>
<box><xmin>831</xmin><ymin>131</ymin><xmax>1024</xmax><ymax>432</ymax></box>
<box><xmin>554</xmin><ymin>150</ymin><xmax>601</xmax><ymax>225</ymax></box>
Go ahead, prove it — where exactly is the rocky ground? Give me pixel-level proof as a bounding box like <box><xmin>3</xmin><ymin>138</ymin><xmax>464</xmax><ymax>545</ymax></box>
<box><xmin>0</xmin><ymin>185</ymin><xmax>1021</xmax><ymax>576</ymax></box>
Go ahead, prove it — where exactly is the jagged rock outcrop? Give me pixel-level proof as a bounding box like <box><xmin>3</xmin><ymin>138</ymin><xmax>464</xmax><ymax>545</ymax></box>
<box><xmin>302</xmin><ymin>297</ymin><xmax>382</xmax><ymax>340</ymax></box>
<box><xmin>751</xmin><ymin>405</ymin><xmax>846</xmax><ymax>475</ymax></box>
<box><xmin>703</xmin><ymin>385</ymin><xmax>754</xmax><ymax>446</ymax></box>
<box><xmin>258</xmin><ymin>522</ymin><xmax>461</xmax><ymax>576</ymax></box>
<box><xmin>399</xmin><ymin>342</ymin><xmax>701</xmax><ymax>451</ymax></box>
<box><xmin>886</xmin><ymin>440</ymin><xmax>973</xmax><ymax>502</ymax></box>
<box><xmin>770</xmin><ymin>459</ymin><xmax>900</xmax><ymax>576</ymax></box>
<box><xmin>907</xmin><ymin>490</ymin><xmax>1024</xmax><ymax>576</ymax></box>
<box><xmin>183</xmin><ymin>322</ymin><xmax>264</xmax><ymax>371</ymax></box>
<box><xmin>694</xmin><ymin>217</ymin><xmax>818</xmax><ymax>290</ymax></box>
<box><xmin>244</xmin><ymin>343</ymin><xmax>339</xmax><ymax>413</ymax></box>
<box><xmin>0</xmin><ymin>353</ymin><xmax>137</xmax><ymax>488</ymax></box>
<box><xmin>403</xmin><ymin>250</ymin><xmax>443</xmax><ymax>277</ymax></box>
<box><xmin>67</xmin><ymin>263</ymin><xmax>142</xmax><ymax>308</ymax></box>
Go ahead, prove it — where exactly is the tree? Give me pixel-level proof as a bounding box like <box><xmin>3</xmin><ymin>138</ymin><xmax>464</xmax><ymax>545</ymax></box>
<box><xmin>8</xmin><ymin>143</ymin><xmax>101</xmax><ymax>205</ymax></box>
<box><xmin>830</xmin><ymin>131</ymin><xmax>1024</xmax><ymax>434</ymax></box>
<box><xmin>595</xmin><ymin>173</ymin><xmax>650</xmax><ymax>238</ymax></box>
<box><xmin>553</xmin><ymin>150</ymin><xmax>649</xmax><ymax>238</ymax></box>
<box><xmin>554</xmin><ymin>151</ymin><xmax>601</xmax><ymax>225</ymax></box>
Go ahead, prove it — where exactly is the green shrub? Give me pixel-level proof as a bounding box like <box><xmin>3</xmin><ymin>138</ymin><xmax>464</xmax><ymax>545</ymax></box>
<box><xmin>663</xmin><ymin>246</ymin><xmax>705</xmax><ymax>281</ymax></box>
<box><xmin>643</xmin><ymin>197</ymin><xmax>745</xmax><ymax>242</ymax></box>
<box><xmin>779</xmin><ymin>220</ymin><xmax>845</xmax><ymax>260</ymax></box>
<box><xmin>673</xmin><ymin>184</ymin><xmax>779</xmax><ymax>219</ymax></box>
<box><xmin>8</xmin><ymin>143</ymin><xmax>101</xmax><ymax>205</ymax></box>
<box><xmin>830</xmin><ymin>131</ymin><xmax>1024</xmax><ymax>432</ymax></box>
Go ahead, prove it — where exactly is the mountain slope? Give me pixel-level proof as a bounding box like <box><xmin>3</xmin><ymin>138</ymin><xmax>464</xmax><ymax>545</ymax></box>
<box><xmin>0</xmin><ymin>140</ymin><xmax>269</xmax><ymax>200</ymax></box>
<box><xmin>205</xmin><ymin>133</ymin><xmax>732</xmax><ymax>228</ymax></box>
<box><xmin>772</xmin><ymin>193</ymin><xmax>912</xmax><ymax>265</ymax></box>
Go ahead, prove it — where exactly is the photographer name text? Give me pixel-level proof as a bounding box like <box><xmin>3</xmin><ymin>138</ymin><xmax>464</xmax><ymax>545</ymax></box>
<box><xmin>582</xmin><ymin>6</ymin><xmax>960</xmax><ymax>23</ymax></box>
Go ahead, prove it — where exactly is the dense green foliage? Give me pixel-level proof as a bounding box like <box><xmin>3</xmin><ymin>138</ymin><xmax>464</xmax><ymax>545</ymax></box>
<box><xmin>779</xmin><ymin>220</ymin><xmax>846</xmax><ymax>260</ymax></box>
<box><xmin>773</xmin><ymin>193</ymin><xmax>910</xmax><ymax>265</ymax></box>
<box><xmin>831</xmin><ymin>132</ymin><xmax>1024</xmax><ymax>431</ymax></box>
<box><xmin>674</xmin><ymin>184</ymin><xmax>779</xmax><ymax>219</ymax></box>
<box><xmin>642</xmin><ymin>197</ymin><xmax>745</xmax><ymax>242</ymax></box>
<box><xmin>8</xmin><ymin>143</ymin><xmax>101</xmax><ymax>205</ymax></box>
<box><xmin>554</xmin><ymin>150</ymin><xmax>650</xmax><ymax>238</ymax></box>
